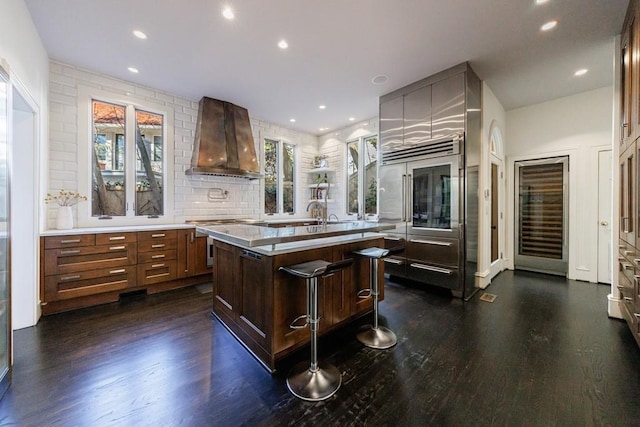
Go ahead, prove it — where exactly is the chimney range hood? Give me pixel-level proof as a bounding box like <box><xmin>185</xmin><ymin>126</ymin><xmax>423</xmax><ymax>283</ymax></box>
<box><xmin>186</xmin><ymin>96</ymin><xmax>262</xmax><ymax>179</ymax></box>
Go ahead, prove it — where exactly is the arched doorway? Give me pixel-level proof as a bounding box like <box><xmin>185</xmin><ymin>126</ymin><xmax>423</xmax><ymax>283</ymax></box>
<box><xmin>488</xmin><ymin>122</ymin><xmax>505</xmax><ymax>278</ymax></box>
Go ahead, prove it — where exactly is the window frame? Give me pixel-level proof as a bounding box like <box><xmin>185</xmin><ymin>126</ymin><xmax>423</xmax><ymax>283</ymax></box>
<box><xmin>76</xmin><ymin>85</ymin><xmax>174</xmax><ymax>227</ymax></box>
<box><xmin>262</xmin><ymin>136</ymin><xmax>297</xmax><ymax>216</ymax></box>
<box><xmin>345</xmin><ymin>133</ymin><xmax>378</xmax><ymax>219</ymax></box>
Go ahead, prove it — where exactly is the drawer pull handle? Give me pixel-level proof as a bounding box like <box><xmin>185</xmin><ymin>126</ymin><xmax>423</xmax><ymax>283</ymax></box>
<box><xmin>623</xmin><ymin>263</ymin><xmax>634</xmax><ymax>271</ymax></box>
<box><xmin>151</xmin><ymin>244</ymin><xmax>165</xmax><ymax>249</ymax></box>
<box><xmin>410</xmin><ymin>263</ymin><xmax>452</xmax><ymax>275</ymax></box>
<box><xmin>60</xmin><ymin>275</ymin><xmax>80</xmax><ymax>281</ymax></box>
<box><xmin>410</xmin><ymin>239</ymin><xmax>452</xmax><ymax>247</ymax></box>
<box><xmin>384</xmin><ymin>236</ymin><xmax>402</xmax><ymax>241</ymax></box>
<box><xmin>147</xmin><ymin>272</ymin><xmax>170</xmax><ymax>279</ymax></box>
<box><xmin>60</xmin><ymin>239</ymin><xmax>81</xmax><ymax>244</ymax></box>
<box><xmin>152</xmin><ymin>263</ymin><xmax>165</xmax><ymax>268</ymax></box>
<box><xmin>624</xmin><ymin>297</ymin><xmax>633</xmax><ymax>302</ymax></box>
<box><xmin>109</xmin><ymin>269</ymin><xmax>126</xmax><ymax>274</ymax></box>
<box><xmin>635</xmin><ymin>313</ymin><xmax>640</xmax><ymax>321</ymax></box>
<box><xmin>152</xmin><ymin>233</ymin><xmax>166</xmax><ymax>238</ymax></box>
<box><xmin>60</xmin><ymin>249</ymin><xmax>80</xmax><ymax>255</ymax></box>
<box><xmin>109</xmin><ymin>246</ymin><xmax>126</xmax><ymax>251</ymax></box>
<box><xmin>151</xmin><ymin>254</ymin><xmax>165</xmax><ymax>259</ymax></box>
<box><xmin>383</xmin><ymin>258</ymin><xmax>404</xmax><ymax>265</ymax></box>
<box><xmin>109</xmin><ymin>236</ymin><xmax>126</xmax><ymax>241</ymax></box>
<box><xmin>624</xmin><ymin>250</ymin><xmax>634</xmax><ymax>255</ymax></box>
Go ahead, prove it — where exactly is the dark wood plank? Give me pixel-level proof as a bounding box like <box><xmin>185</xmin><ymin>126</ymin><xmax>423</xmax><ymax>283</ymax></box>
<box><xmin>1</xmin><ymin>270</ymin><xmax>639</xmax><ymax>426</ymax></box>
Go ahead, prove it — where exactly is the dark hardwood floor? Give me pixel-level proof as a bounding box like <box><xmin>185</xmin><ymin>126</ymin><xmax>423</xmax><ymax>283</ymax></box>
<box><xmin>0</xmin><ymin>270</ymin><xmax>638</xmax><ymax>426</ymax></box>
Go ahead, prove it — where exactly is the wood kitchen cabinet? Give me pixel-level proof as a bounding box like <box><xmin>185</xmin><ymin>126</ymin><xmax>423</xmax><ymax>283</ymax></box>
<box><xmin>176</xmin><ymin>229</ymin><xmax>213</xmax><ymax>278</ymax></box>
<box><xmin>41</xmin><ymin>227</ymin><xmax>213</xmax><ymax>314</ymax></box>
<box><xmin>41</xmin><ymin>232</ymin><xmax>138</xmax><ymax>313</ymax></box>
<box><xmin>618</xmin><ymin>0</ymin><xmax>640</xmax><ymax>349</ymax></box>
<box><xmin>137</xmin><ymin>230</ymin><xmax>178</xmax><ymax>286</ymax></box>
<box><xmin>211</xmin><ymin>237</ymin><xmax>381</xmax><ymax>371</ymax></box>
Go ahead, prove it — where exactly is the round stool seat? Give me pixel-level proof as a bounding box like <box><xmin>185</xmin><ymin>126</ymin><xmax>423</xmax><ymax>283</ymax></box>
<box><xmin>352</xmin><ymin>246</ymin><xmax>404</xmax><ymax>350</ymax></box>
<box><xmin>352</xmin><ymin>246</ymin><xmax>405</xmax><ymax>259</ymax></box>
<box><xmin>279</xmin><ymin>258</ymin><xmax>353</xmax><ymax>401</ymax></box>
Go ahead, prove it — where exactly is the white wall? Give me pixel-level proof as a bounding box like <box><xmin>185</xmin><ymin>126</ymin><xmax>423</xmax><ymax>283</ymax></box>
<box><xmin>47</xmin><ymin>61</ymin><xmax>319</xmax><ymax>229</ymax></box>
<box><xmin>0</xmin><ymin>0</ymin><xmax>49</xmax><ymax>329</ymax></box>
<box><xmin>318</xmin><ymin>119</ymin><xmax>379</xmax><ymax>219</ymax></box>
<box><xmin>477</xmin><ymin>82</ymin><xmax>507</xmax><ymax>287</ymax></box>
<box><xmin>506</xmin><ymin>86</ymin><xmax>613</xmax><ymax>283</ymax></box>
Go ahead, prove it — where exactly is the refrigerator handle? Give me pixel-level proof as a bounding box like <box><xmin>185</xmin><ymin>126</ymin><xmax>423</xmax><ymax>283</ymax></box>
<box><xmin>402</xmin><ymin>174</ymin><xmax>407</xmax><ymax>221</ymax></box>
<box><xmin>407</xmin><ymin>174</ymin><xmax>412</xmax><ymax>223</ymax></box>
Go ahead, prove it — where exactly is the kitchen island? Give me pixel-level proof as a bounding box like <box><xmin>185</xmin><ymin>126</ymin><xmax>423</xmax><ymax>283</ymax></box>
<box><xmin>196</xmin><ymin>221</ymin><xmax>393</xmax><ymax>371</ymax></box>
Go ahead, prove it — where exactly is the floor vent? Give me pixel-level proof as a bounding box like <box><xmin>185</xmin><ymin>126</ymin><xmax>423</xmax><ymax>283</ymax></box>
<box><xmin>479</xmin><ymin>293</ymin><xmax>497</xmax><ymax>303</ymax></box>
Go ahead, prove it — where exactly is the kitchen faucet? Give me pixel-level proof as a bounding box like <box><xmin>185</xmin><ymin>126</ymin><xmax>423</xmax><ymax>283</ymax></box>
<box><xmin>306</xmin><ymin>181</ymin><xmax>330</xmax><ymax>227</ymax></box>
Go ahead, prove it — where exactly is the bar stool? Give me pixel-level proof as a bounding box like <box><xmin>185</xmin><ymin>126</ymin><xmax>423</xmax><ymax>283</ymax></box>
<box><xmin>352</xmin><ymin>246</ymin><xmax>405</xmax><ymax>349</ymax></box>
<box><xmin>279</xmin><ymin>258</ymin><xmax>353</xmax><ymax>401</ymax></box>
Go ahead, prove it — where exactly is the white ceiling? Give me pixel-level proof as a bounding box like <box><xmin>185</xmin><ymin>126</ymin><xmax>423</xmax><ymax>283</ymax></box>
<box><xmin>24</xmin><ymin>0</ymin><xmax>627</xmax><ymax>135</ymax></box>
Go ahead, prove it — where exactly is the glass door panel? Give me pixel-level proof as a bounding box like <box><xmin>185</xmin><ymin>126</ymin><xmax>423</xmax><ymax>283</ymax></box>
<box><xmin>515</xmin><ymin>157</ymin><xmax>568</xmax><ymax>274</ymax></box>
<box><xmin>0</xmin><ymin>66</ymin><xmax>10</xmax><ymax>398</ymax></box>
<box><xmin>407</xmin><ymin>156</ymin><xmax>459</xmax><ymax>236</ymax></box>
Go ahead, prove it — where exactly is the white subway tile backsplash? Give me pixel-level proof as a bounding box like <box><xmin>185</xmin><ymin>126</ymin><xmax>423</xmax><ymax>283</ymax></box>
<box><xmin>48</xmin><ymin>60</ymin><xmax>321</xmax><ymax>227</ymax></box>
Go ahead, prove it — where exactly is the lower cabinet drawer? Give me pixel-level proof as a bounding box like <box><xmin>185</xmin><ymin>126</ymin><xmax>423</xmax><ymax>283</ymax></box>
<box><xmin>406</xmin><ymin>261</ymin><xmax>460</xmax><ymax>290</ymax></box>
<box><xmin>383</xmin><ymin>256</ymin><xmax>405</xmax><ymax>277</ymax></box>
<box><xmin>44</xmin><ymin>266</ymin><xmax>135</xmax><ymax>301</ymax></box>
<box><xmin>406</xmin><ymin>235</ymin><xmax>459</xmax><ymax>267</ymax></box>
<box><xmin>137</xmin><ymin>260</ymin><xmax>177</xmax><ymax>285</ymax></box>
<box><xmin>137</xmin><ymin>249</ymin><xmax>177</xmax><ymax>264</ymax></box>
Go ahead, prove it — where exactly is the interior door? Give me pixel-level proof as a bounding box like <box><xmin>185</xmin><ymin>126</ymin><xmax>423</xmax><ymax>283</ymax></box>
<box><xmin>598</xmin><ymin>150</ymin><xmax>612</xmax><ymax>284</ymax></box>
<box><xmin>491</xmin><ymin>163</ymin><xmax>499</xmax><ymax>262</ymax></box>
<box><xmin>0</xmin><ymin>66</ymin><xmax>10</xmax><ymax>399</ymax></box>
<box><xmin>515</xmin><ymin>157</ymin><xmax>568</xmax><ymax>275</ymax></box>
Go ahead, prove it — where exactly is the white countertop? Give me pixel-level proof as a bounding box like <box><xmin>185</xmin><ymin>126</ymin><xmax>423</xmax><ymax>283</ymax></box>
<box><xmin>196</xmin><ymin>220</ymin><xmax>394</xmax><ymax>254</ymax></box>
<box><xmin>40</xmin><ymin>223</ymin><xmax>194</xmax><ymax>237</ymax></box>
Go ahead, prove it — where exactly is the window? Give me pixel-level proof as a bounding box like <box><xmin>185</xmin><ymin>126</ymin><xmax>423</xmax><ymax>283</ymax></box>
<box><xmin>264</xmin><ymin>138</ymin><xmax>295</xmax><ymax>214</ymax></box>
<box><xmin>346</xmin><ymin>135</ymin><xmax>378</xmax><ymax>217</ymax></box>
<box><xmin>77</xmin><ymin>85</ymin><xmax>173</xmax><ymax>226</ymax></box>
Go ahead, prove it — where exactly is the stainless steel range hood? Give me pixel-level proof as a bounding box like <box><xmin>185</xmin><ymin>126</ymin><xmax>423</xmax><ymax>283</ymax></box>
<box><xmin>186</xmin><ymin>96</ymin><xmax>262</xmax><ymax>179</ymax></box>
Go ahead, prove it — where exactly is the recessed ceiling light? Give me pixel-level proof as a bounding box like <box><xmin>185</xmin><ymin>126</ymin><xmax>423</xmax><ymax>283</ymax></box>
<box><xmin>574</xmin><ymin>68</ymin><xmax>588</xmax><ymax>76</ymax></box>
<box><xmin>133</xmin><ymin>30</ymin><xmax>147</xmax><ymax>39</ymax></box>
<box><xmin>128</xmin><ymin>67</ymin><xmax>139</xmax><ymax>74</ymax></box>
<box><xmin>319</xmin><ymin>127</ymin><xmax>326</xmax><ymax>131</ymax></box>
<box><xmin>222</xmin><ymin>7</ymin><xmax>234</xmax><ymax>20</ymax></box>
<box><xmin>535</xmin><ymin>0</ymin><xmax>550</xmax><ymax>5</ymax></box>
<box><xmin>371</xmin><ymin>74</ymin><xmax>389</xmax><ymax>85</ymax></box>
<box><xmin>278</xmin><ymin>40</ymin><xmax>289</xmax><ymax>49</ymax></box>
<box><xmin>289</xmin><ymin>118</ymin><xmax>296</xmax><ymax>123</ymax></box>
<box><xmin>319</xmin><ymin>105</ymin><xmax>326</xmax><ymax>110</ymax></box>
<box><xmin>541</xmin><ymin>20</ymin><xmax>558</xmax><ymax>31</ymax></box>
<box><xmin>349</xmin><ymin>117</ymin><xmax>355</xmax><ymax>121</ymax></box>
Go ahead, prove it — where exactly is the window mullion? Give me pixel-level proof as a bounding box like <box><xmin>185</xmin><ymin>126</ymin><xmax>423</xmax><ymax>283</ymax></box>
<box><xmin>125</xmin><ymin>105</ymin><xmax>136</xmax><ymax>216</ymax></box>
<box><xmin>358</xmin><ymin>137</ymin><xmax>365</xmax><ymax>218</ymax></box>
<box><xmin>277</xmin><ymin>140</ymin><xmax>283</xmax><ymax>213</ymax></box>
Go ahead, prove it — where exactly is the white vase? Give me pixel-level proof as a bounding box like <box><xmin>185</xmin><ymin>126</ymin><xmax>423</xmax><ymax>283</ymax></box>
<box><xmin>56</xmin><ymin>206</ymin><xmax>74</xmax><ymax>230</ymax></box>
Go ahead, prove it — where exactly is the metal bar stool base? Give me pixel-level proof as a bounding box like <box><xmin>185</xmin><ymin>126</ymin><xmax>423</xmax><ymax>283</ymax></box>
<box><xmin>286</xmin><ymin>360</ymin><xmax>342</xmax><ymax>402</ymax></box>
<box><xmin>356</xmin><ymin>325</ymin><xmax>397</xmax><ymax>349</ymax></box>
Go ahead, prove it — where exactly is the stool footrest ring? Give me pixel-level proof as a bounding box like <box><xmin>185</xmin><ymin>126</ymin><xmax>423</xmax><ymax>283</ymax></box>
<box><xmin>357</xmin><ymin>288</ymin><xmax>372</xmax><ymax>299</ymax></box>
<box><xmin>289</xmin><ymin>314</ymin><xmax>309</xmax><ymax>329</ymax></box>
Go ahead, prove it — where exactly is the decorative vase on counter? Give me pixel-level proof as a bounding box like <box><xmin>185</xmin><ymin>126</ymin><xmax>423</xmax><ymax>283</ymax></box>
<box><xmin>56</xmin><ymin>206</ymin><xmax>74</xmax><ymax>230</ymax></box>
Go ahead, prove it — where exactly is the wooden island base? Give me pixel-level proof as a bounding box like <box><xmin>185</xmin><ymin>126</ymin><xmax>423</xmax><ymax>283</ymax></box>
<box><xmin>211</xmin><ymin>236</ymin><xmax>385</xmax><ymax>372</ymax></box>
